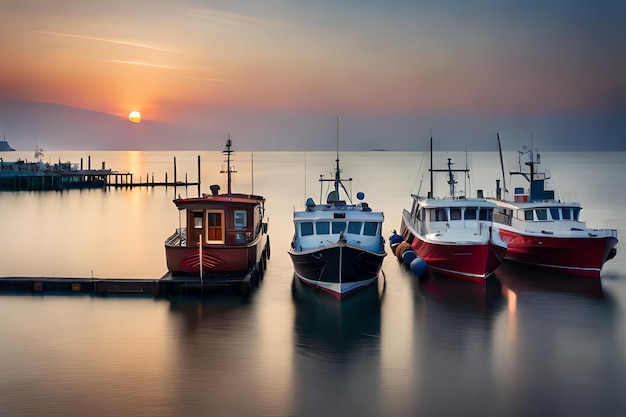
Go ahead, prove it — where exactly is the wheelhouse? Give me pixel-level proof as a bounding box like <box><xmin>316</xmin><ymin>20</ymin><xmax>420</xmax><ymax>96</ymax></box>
<box><xmin>168</xmin><ymin>195</ymin><xmax>266</xmax><ymax>248</ymax></box>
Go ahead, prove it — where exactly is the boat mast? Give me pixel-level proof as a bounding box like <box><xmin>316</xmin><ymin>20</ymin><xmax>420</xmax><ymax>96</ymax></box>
<box><xmin>429</xmin><ymin>136</ymin><xmax>433</xmax><ymax>198</ymax></box>
<box><xmin>446</xmin><ymin>158</ymin><xmax>457</xmax><ymax>198</ymax></box>
<box><xmin>334</xmin><ymin>116</ymin><xmax>341</xmax><ymax>199</ymax></box>
<box><xmin>221</xmin><ymin>137</ymin><xmax>236</xmax><ymax>195</ymax></box>
<box><xmin>497</xmin><ymin>133</ymin><xmax>507</xmax><ymax>199</ymax></box>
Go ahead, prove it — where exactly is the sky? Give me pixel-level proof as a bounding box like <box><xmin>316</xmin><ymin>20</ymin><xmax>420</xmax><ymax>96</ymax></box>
<box><xmin>1</xmin><ymin>0</ymin><xmax>625</xmax><ymax>151</ymax></box>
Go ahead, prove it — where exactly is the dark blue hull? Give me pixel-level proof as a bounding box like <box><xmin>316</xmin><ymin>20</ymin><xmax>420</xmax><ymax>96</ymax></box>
<box><xmin>288</xmin><ymin>243</ymin><xmax>386</xmax><ymax>299</ymax></box>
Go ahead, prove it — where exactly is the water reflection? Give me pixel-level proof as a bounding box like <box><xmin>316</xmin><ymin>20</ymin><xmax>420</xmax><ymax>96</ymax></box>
<box><xmin>405</xmin><ymin>273</ymin><xmax>507</xmax><ymax>415</ymax></box>
<box><xmin>291</xmin><ymin>276</ymin><xmax>384</xmax><ymax>416</ymax></box>
<box><xmin>495</xmin><ymin>262</ymin><xmax>605</xmax><ymax>299</ymax></box>
<box><xmin>412</xmin><ymin>272</ymin><xmax>506</xmax><ymax>350</ymax></box>
<box><xmin>491</xmin><ymin>263</ymin><xmax>624</xmax><ymax>416</ymax></box>
<box><xmin>291</xmin><ymin>276</ymin><xmax>383</xmax><ymax>356</ymax></box>
<box><xmin>164</xmin><ymin>296</ymin><xmax>294</xmax><ymax>417</ymax></box>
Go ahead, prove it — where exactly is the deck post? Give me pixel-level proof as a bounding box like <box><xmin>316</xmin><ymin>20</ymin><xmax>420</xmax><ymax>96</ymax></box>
<box><xmin>199</xmin><ymin>234</ymin><xmax>204</xmax><ymax>294</ymax></box>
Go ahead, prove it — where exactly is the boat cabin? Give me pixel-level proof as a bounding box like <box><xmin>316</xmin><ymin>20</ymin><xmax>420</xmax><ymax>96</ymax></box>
<box><xmin>408</xmin><ymin>196</ymin><xmax>495</xmax><ymax>236</ymax></box>
<box><xmin>170</xmin><ymin>193</ymin><xmax>266</xmax><ymax>248</ymax></box>
<box><xmin>493</xmin><ymin>200</ymin><xmax>584</xmax><ymax>232</ymax></box>
<box><xmin>292</xmin><ymin>208</ymin><xmax>384</xmax><ymax>253</ymax></box>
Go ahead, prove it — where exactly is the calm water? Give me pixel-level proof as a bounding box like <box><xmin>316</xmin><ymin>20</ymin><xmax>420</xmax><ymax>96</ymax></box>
<box><xmin>1</xmin><ymin>150</ymin><xmax>625</xmax><ymax>416</ymax></box>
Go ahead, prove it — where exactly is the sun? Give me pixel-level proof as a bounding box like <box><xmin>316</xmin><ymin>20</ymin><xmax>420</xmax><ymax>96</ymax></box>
<box><xmin>128</xmin><ymin>110</ymin><xmax>142</xmax><ymax>123</ymax></box>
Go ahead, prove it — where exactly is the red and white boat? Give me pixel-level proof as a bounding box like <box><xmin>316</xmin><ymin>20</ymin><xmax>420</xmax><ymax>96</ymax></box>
<box><xmin>489</xmin><ymin>139</ymin><xmax>617</xmax><ymax>278</ymax></box>
<box><xmin>398</xmin><ymin>140</ymin><xmax>507</xmax><ymax>282</ymax></box>
<box><xmin>164</xmin><ymin>139</ymin><xmax>270</xmax><ymax>293</ymax></box>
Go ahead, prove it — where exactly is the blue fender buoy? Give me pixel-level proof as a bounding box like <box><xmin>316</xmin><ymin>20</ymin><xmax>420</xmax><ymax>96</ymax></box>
<box><xmin>401</xmin><ymin>249</ymin><xmax>417</xmax><ymax>265</ymax></box>
<box><xmin>394</xmin><ymin>241</ymin><xmax>411</xmax><ymax>260</ymax></box>
<box><xmin>389</xmin><ymin>233</ymin><xmax>403</xmax><ymax>246</ymax></box>
<box><xmin>410</xmin><ymin>256</ymin><xmax>428</xmax><ymax>277</ymax></box>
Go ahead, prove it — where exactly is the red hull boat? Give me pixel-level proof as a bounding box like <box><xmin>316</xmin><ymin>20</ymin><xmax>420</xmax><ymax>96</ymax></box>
<box><xmin>397</xmin><ymin>139</ymin><xmax>507</xmax><ymax>282</ymax></box>
<box><xmin>490</xmin><ymin>136</ymin><xmax>618</xmax><ymax>278</ymax></box>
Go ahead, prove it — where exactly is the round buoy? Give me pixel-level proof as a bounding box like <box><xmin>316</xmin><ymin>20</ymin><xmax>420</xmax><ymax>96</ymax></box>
<box><xmin>401</xmin><ymin>249</ymin><xmax>417</xmax><ymax>265</ymax></box>
<box><xmin>410</xmin><ymin>256</ymin><xmax>428</xmax><ymax>277</ymax></box>
<box><xmin>395</xmin><ymin>241</ymin><xmax>411</xmax><ymax>260</ymax></box>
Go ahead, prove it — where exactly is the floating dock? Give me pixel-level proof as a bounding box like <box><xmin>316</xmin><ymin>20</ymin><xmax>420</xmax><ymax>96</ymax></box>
<box><xmin>0</xmin><ymin>266</ymin><xmax>263</xmax><ymax>300</ymax></box>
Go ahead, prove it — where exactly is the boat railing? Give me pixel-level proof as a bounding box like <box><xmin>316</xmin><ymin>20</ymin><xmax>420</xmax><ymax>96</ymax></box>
<box><xmin>165</xmin><ymin>228</ymin><xmax>187</xmax><ymax>247</ymax></box>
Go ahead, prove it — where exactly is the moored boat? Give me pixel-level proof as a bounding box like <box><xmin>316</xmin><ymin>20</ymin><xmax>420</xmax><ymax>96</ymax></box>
<box><xmin>288</xmin><ymin>125</ymin><xmax>387</xmax><ymax>300</ymax></box>
<box><xmin>489</xmin><ymin>136</ymin><xmax>618</xmax><ymax>278</ymax></box>
<box><xmin>398</xmin><ymin>139</ymin><xmax>507</xmax><ymax>282</ymax></box>
<box><xmin>164</xmin><ymin>139</ymin><xmax>270</xmax><ymax>294</ymax></box>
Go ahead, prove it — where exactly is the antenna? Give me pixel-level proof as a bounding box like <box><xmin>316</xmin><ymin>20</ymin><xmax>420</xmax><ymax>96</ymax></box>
<box><xmin>497</xmin><ymin>133</ymin><xmax>508</xmax><ymax>195</ymax></box>
<box><xmin>429</xmin><ymin>136</ymin><xmax>433</xmax><ymax>198</ymax></box>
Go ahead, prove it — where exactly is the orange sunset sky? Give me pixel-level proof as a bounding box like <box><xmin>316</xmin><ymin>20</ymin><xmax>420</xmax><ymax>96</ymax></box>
<box><xmin>1</xmin><ymin>1</ymin><xmax>625</xmax><ymax>151</ymax></box>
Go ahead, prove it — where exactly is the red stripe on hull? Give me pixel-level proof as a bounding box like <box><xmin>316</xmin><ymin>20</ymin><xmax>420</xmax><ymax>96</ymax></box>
<box><xmin>498</xmin><ymin>229</ymin><xmax>618</xmax><ymax>278</ymax></box>
<box><xmin>410</xmin><ymin>238</ymin><xmax>505</xmax><ymax>283</ymax></box>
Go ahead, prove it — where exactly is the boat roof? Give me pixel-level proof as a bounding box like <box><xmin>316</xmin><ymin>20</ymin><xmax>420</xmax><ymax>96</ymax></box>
<box><xmin>413</xmin><ymin>195</ymin><xmax>497</xmax><ymax>209</ymax></box>
<box><xmin>489</xmin><ymin>198</ymin><xmax>581</xmax><ymax>210</ymax></box>
<box><xmin>174</xmin><ymin>193</ymin><xmax>265</xmax><ymax>209</ymax></box>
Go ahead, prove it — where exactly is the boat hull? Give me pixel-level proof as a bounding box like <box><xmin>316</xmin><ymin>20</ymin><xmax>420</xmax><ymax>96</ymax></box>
<box><xmin>498</xmin><ymin>228</ymin><xmax>618</xmax><ymax>278</ymax></box>
<box><xmin>165</xmin><ymin>235</ymin><xmax>267</xmax><ymax>278</ymax></box>
<box><xmin>288</xmin><ymin>243</ymin><xmax>386</xmax><ymax>300</ymax></box>
<box><xmin>410</xmin><ymin>238</ymin><xmax>506</xmax><ymax>282</ymax></box>
<box><xmin>401</xmin><ymin>220</ymin><xmax>505</xmax><ymax>283</ymax></box>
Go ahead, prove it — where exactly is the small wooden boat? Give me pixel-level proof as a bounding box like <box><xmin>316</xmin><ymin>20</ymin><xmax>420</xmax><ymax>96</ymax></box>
<box><xmin>164</xmin><ymin>139</ymin><xmax>270</xmax><ymax>294</ymax></box>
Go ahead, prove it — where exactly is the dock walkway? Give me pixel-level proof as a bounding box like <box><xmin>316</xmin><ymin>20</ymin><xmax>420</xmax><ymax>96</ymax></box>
<box><xmin>0</xmin><ymin>266</ymin><xmax>262</xmax><ymax>299</ymax></box>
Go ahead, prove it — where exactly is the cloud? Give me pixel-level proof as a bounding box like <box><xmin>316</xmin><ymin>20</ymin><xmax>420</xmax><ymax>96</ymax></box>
<box><xmin>37</xmin><ymin>30</ymin><xmax>171</xmax><ymax>52</ymax></box>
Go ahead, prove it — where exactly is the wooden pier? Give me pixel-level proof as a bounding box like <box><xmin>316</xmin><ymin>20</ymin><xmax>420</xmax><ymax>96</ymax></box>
<box><xmin>0</xmin><ymin>155</ymin><xmax>202</xmax><ymax>192</ymax></box>
<box><xmin>0</xmin><ymin>265</ymin><xmax>263</xmax><ymax>300</ymax></box>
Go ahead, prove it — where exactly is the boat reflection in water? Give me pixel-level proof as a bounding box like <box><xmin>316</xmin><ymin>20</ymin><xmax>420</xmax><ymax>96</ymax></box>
<box><xmin>291</xmin><ymin>274</ymin><xmax>385</xmax><ymax>416</ymax></box>
<box><xmin>291</xmin><ymin>275</ymin><xmax>384</xmax><ymax>356</ymax></box>
<box><xmin>411</xmin><ymin>272</ymin><xmax>506</xmax><ymax>351</ymax></box>
<box><xmin>495</xmin><ymin>262</ymin><xmax>605</xmax><ymax>299</ymax></box>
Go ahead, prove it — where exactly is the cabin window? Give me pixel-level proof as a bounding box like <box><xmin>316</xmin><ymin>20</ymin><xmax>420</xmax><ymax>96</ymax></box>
<box><xmin>450</xmin><ymin>208</ymin><xmax>462</xmax><ymax>220</ymax></box>
<box><xmin>573</xmin><ymin>208</ymin><xmax>581</xmax><ymax>221</ymax></box>
<box><xmin>536</xmin><ymin>209</ymin><xmax>548</xmax><ymax>221</ymax></box>
<box><xmin>301</xmin><ymin>222</ymin><xmax>314</xmax><ymax>236</ymax></box>
<box><xmin>478</xmin><ymin>208</ymin><xmax>490</xmax><ymax>221</ymax></box>
<box><xmin>550</xmin><ymin>208</ymin><xmax>560</xmax><ymax>220</ymax></box>
<box><xmin>348</xmin><ymin>221</ymin><xmax>362</xmax><ymax>234</ymax></box>
<box><xmin>464</xmin><ymin>208</ymin><xmax>477</xmax><ymax>220</ymax></box>
<box><xmin>316</xmin><ymin>221</ymin><xmax>330</xmax><ymax>235</ymax></box>
<box><xmin>524</xmin><ymin>210</ymin><xmax>534</xmax><ymax>221</ymax></box>
<box><xmin>205</xmin><ymin>210</ymin><xmax>224</xmax><ymax>242</ymax></box>
<box><xmin>193</xmin><ymin>211</ymin><xmax>203</xmax><ymax>229</ymax></box>
<box><xmin>332</xmin><ymin>221</ymin><xmax>347</xmax><ymax>234</ymax></box>
<box><xmin>562</xmin><ymin>208</ymin><xmax>572</xmax><ymax>220</ymax></box>
<box><xmin>435</xmin><ymin>209</ymin><xmax>448</xmax><ymax>221</ymax></box>
<box><xmin>234</xmin><ymin>210</ymin><xmax>247</xmax><ymax>229</ymax></box>
<box><xmin>364</xmin><ymin>222</ymin><xmax>379</xmax><ymax>236</ymax></box>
